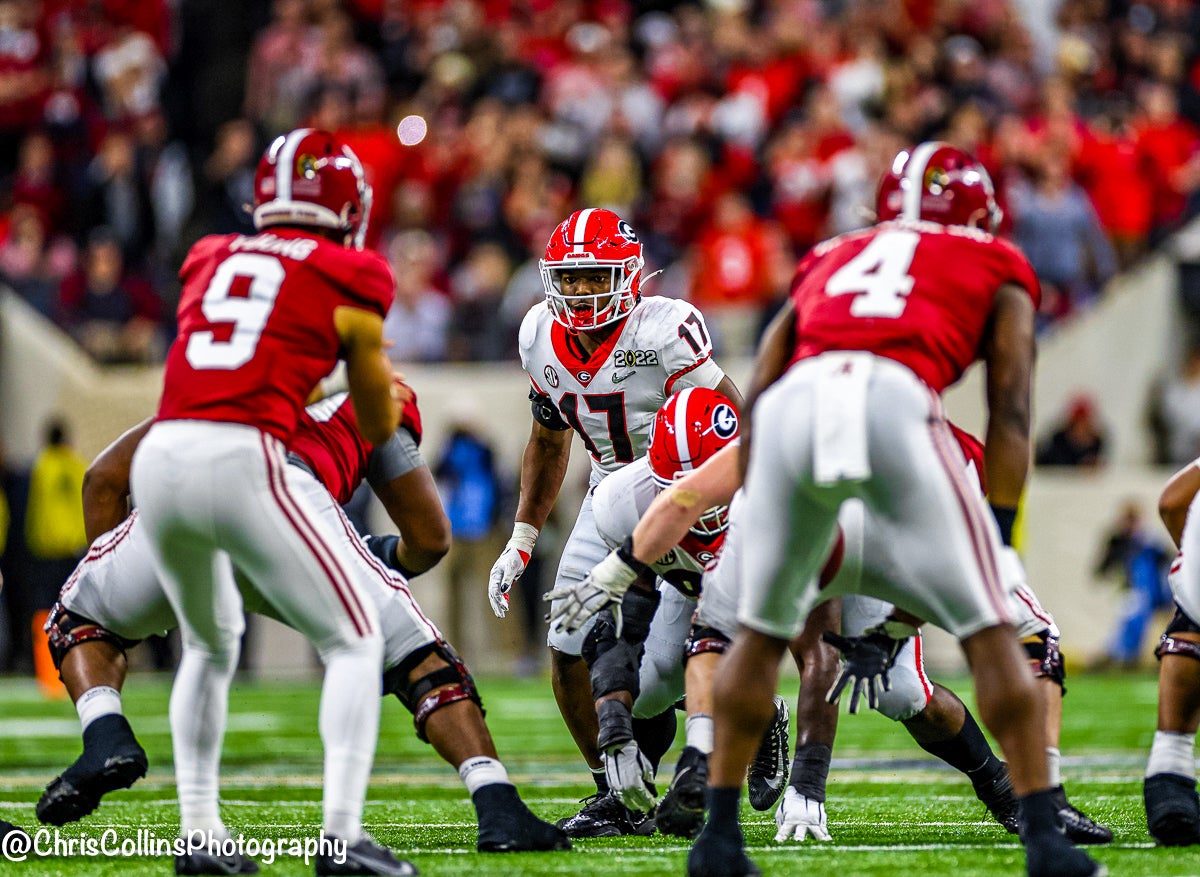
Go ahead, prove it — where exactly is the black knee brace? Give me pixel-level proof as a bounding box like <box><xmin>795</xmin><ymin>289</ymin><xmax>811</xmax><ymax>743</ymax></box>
<box><xmin>382</xmin><ymin>640</ymin><xmax>484</xmax><ymax>743</ymax></box>
<box><xmin>589</xmin><ymin>588</ymin><xmax>661</xmax><ymax>701</ymax></box>
<box><xmin>1156</xmin><ymin>606</ymin><xmax>1200</xmax><ymax>663</ymax></box>
<box><xmin>683</xmin><ymin>624</ymin><xmax>730</xmax><ymax>665</ymax></box>
<box><xmin>1022</xmin><ymin>632</ymin><xmax>1066</xmax><ymax>694</ymax></box>
<box><xmin>44</xmin><ymin>602</ymin><xmax>140</xmax><ymax>675</ymax></box>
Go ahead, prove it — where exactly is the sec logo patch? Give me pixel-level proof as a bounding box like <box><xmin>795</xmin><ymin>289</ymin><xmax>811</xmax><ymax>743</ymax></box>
<box><xmin>544</xmin><ymin>365</ymin><xmax>560</xmax><ymax>388</ymax></box>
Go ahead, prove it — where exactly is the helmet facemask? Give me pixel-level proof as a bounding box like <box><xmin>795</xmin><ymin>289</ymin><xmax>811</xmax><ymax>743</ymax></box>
<box><xmin>650</xmin><ymin>468</ymin><xmax>730</xmax><ymax>537</ymax></box>
<box><xmin>540</xmin><ymin>255</ymin><xmax>643</xmax><ymax>332</ymax></box>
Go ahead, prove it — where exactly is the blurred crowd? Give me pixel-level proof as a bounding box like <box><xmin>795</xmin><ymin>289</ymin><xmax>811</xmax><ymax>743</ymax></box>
<box><xmin>0</xmin><ymin>0</ymin><xmax>1197</xmax><ymax>363</ymax></box>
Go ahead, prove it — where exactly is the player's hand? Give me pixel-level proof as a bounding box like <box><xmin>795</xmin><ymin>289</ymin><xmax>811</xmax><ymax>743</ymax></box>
<box><xmin>774</xmin><ymin>787</ymin><xmax>831</xmax><ymax>842</ymax></box>
<box><xmin>489</xmin><ymin>524</ymin><xmax>538</xmax><ymax>618</ymax></box>
<box><xmin>822</xmin><ymin>631</ymin><xmax>904</xmax><ymax>714</ymax></box>
<box><xmin>604</xmin><ymin>741</ymin><xmax>657</xmax><ymax>813</ymax></box>
<box><xmin>544</xmin><ymin>546</ymin><xmax>642</xmax><ymax>636</ymax></box>
<box><xmin>390</xmin><ymin>374</ymin><xmax>413</xmax><ymax>407</ymax></box>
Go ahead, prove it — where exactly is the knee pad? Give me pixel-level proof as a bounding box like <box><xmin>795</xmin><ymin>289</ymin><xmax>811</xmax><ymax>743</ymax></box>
<box><xmin>1023</xmin><ymin>633</ymin><xmax>1066</xmax><ymax>693</ymax></box>
<box><xmin>383</xmin><ymin>640</ymin><xmax>484</xmax><ymax>743</ymax></box>
<box><xmin>1156</xmin><ymin>606</ymin><xmax>1200</xmax><ymax>663</ymax></box>
<box><xmin>683</xmin><ymin>624</ymin><xmax>730</xmax><ymax>665</ymax></box>
<box><xmin>44</xmin><ymin>602</ymin><xmax>140</xmax><ymax>675</ymax></box>
<box><xmin>591</xmin><ymin>638</ymin><xmax>645</xmax><ymax>701</ymax></box>
<box><xmin>873</xmin><ymin>668</ymin><xmax>931</xmax><ymax>722</ymax></box>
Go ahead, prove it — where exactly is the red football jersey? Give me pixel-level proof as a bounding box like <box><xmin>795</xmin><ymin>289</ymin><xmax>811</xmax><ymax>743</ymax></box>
<box><xmin>157</xmin><ymin>230</ymin><xmax>394</xmax><ymax>442</ymax></box>
<box><xmin>951</xmin><ymin>423</ymin><xmax>987</xmax><ymax>494</ymax></box>
<box><xmin>790</xmin><ymin>220</ymin><xmax>1039</xmax><ymax>393</ymax></box>
<box><xmin>291</xmin><ymin>392</ymin><xmax>423</xmax><ymax>506</ymax></box>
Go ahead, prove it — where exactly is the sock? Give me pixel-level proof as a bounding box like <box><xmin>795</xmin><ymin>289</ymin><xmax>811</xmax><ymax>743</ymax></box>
<box><xmin>1017</xmin><ymin>788</ymin><xmax>1060</xmax><ymax>840</ymax></box>
<box><xmin>592</xmin><ymin>767</ymin><xmax>609</xmax><ymax>795</ymax></box>
<box><xmin>686</xmin><ymin>714</ymin><xmax>714</xmax><ymax>755</ymax></box>
<box><xmin>319</xmin><ymin>639</ymin><xmax>383</xmax><ymax>841</ymax></box>
<box><xmin>471</xmin><ymin>781</ymin><xmax>523</xmax><ymax>820</ymax></box>
<box><xmin>917</xmin><ymin>708</ymin><xmax>1000</xmax><ymax>784</ymax></box>
<box><xmin>632</xmin><ymin>707</ymin><xmax>677</xmax><ymax>772</ymax></box>
<box><xmin>458</xmin><ymin>757</ymin><xmax>512</xmax><ymax>796</ymax></box>
<box><xmin>1046</xmin><ymin>747</ymin><xmax>1061</xmax><ymax>788</ymax></box>
<box><xmin>1146</xmin><ymin>731</ymin><xmax>1197</xmax><ymax>779</ymax></box>
<box><xmin>171</xmin><ymin>648</ymin><xmax>236</xmax><ymax>836</ymax></box>
<box><xmin>77</xmin><ymin>686</ymin><xmax>123</xmax><ymax>733</ymax></box>
<box><xmin>790</xmin><ymin>743</ymin><xmax>832</xmax><ymax>802</ymax></box>
<box><xmin>706</xmin><ymin>786</ymin><xmax>743</xmax><ymax>840</ymax></box>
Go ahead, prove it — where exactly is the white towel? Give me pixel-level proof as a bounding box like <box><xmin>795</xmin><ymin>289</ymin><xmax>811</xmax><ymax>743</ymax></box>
<box><xmin>813</xmin><ymin>353</ymin><xmax>873</xmax><ymax>485</ymax></box>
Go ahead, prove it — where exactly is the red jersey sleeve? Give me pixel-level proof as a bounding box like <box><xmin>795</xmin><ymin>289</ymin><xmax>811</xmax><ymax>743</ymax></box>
<box><xmin>993</xmin><ymin>238</ymin><xmax>1041</xmax><ymax>311</ymax></box>
<box><xmin>316</xmin><ymin>246</ymin><xmax>395</xmax><ymax>318</ymax></box>
<box><xmin>400</xmin><ymin>389</ymin><xmax>422</xmax><ymax>446</ymax></box>
<box><xmin>949</xmin><ymin>423</ymin><xmax>986</xmax><ymax>494</ymax></box>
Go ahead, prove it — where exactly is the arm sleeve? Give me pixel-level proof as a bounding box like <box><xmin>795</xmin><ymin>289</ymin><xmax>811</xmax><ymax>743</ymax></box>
<box><xmin>366</xmin><ymin>428</ymin><xmax>424</xmax><ymax>489</ymax></box>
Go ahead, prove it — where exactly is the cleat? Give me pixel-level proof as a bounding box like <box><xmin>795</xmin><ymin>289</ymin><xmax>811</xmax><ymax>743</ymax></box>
<box><xmin>475</xmin><ymin>786</ymin><xmax>571</xmax><ymax>852</ymax></box>
<box><xmin>747</xmin><ymin>695</ymin><xmax>790</xmax><ymax>811</ymax></box>
<box><xmin>1145</xmin><ymin>773</ymin><xmax>1200</xmax><ymax>847</ymax></box>
<box><xmin>687</xmin><ymin>826</ymin><xmax>761</xmax><ymax>877</ymax></box>
<box><xmin>38</xmin><ymin>717</ymin><xmax>149</xmax><ymax>825</ymax></box>
<box><xmin>1024</xmin><ymin>833</ymin><xmax>1106</xmax><ymax>877</ymax></box>
<box><xmin>315</xmin><ymin>835</ymin><xmax>416</xmax><ymax>876</ymax></box>
<box><xmin>656</xmin><ymin>746</ymin><xmax>708</xmax><ymax>838</ymax></box>
<box><xmin>175</xmin><ymin>851</ymin><xmax>258</xmax><ymax>875</ymax></box>
<box><xmin>974</xmin><ymin>761</ymin><xmax>1019</xmax><ymax>834</ymax></box>
<box><xmin>1050</xmin><ymin>785</ymin><xmax>1112</xmax><ymax>845</ymax></box>
<box><xmin>555</xmin><ymin>792</ymin><xmax>655</xmax><ymax>838</ymax></box>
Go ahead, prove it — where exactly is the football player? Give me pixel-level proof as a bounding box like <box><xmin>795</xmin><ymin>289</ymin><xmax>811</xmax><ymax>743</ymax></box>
<box><xmin>1144</xmin><ymin>461</ymin><xmax>1200</xmax><ymax>845</ymax></box>
<box><xmin>548</xmin><ymin>388</ymin><xmax>791</xmax><ymax>821</ymax></box>
<box><xmin>487</xmin><ymin>208</ymin><xmax>742</xmax><ymax>836</ymax></box>
<box><xmin>37</xmin><ymin>392</ymin><xmax>569</xmax><ymax>856</ymax></box>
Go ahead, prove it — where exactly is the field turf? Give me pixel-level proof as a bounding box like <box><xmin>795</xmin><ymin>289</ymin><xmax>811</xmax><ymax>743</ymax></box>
<box><xmin>0</xmin><ymin>671</ymin><xmax>1186</xmax><ymax>875</ymax></box>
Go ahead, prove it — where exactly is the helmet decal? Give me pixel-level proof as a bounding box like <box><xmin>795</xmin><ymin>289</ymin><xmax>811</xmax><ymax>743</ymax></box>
<box><xmin>708</xmin><ymin>403</ymin><xmax>739</xmax><ymax>440</ymax></box>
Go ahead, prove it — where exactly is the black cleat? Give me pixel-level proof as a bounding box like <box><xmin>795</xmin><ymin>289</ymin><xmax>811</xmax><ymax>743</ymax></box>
<box><xmin>555</xmin><ymin>792</ymin><xmax>655</xmax><ymax>838</ymax></box>
<box><xmin>315</xmin><ymin>835</ymin><xmax>416</xmax><ymax>876</ymax></box>
<box><xmin>687</xmin><ymin>827</ymin><xmax>762</xmax><ymax>877</ymax></box>
<box><xmin>1145</xmin><ymin>773</ymin><xmax>1200</xmax><ymax>847</ymax></box>
<box><xmin>747</xmin><ymin>695</ymin><xmax>790</xmax><ymax>811</ymax></box>
<box><xmin>974</xmin><ymin>761</ymin><xmax>1020</xmax><ymax>834</ymax></box>
<box><xmin>175</xmin><ymin>851</ymin><xmax>258</xmax><ymax>875</ymax></box>
<box><xmin>1024</xmin><ymin>834</ymin><xmax>1106</xmax><ymax>877</ymax></box>
<box><xmin>38</xmin><ymin>715</ymin><xmax>148</xmax><ymax>825</ymax></box>
<box><xmin>1050</xmin><ymin>785</ymin><xmax>1112</xmax><ymax>845</ymax></box>
<box><xmin>656</xmin><ymin>746</ymin><xmax>708</xmax><ymax>838</ymax></box>
<box><xmin>474</xmin><ymin>784</ymin><xmax>571</xmax><ymax>852</ymax></box>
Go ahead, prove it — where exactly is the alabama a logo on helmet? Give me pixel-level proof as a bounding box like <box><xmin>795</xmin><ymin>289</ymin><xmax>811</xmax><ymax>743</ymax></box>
<box><xmin>710</xmin><ymin>404</ymin><xmax>739</xmax><ymax>440</ymax></box>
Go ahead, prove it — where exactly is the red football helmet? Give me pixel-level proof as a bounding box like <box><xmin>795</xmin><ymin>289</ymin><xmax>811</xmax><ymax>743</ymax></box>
<box><xmin>875</xmin><ymin>141</ymin><xmax>1002</xmax><ymax>232</ymax></box>
<box><xmin>648</xmin><ymin>387</ymin><xmax>740</xmax><ymax>536</ymax></box>
<box><xmin>253</xmin><ymin>128</ymin><xmax>372</xmax><ymax>249</ymax></box>
<box><xmin>540</xmin><ymin>208</ymin><xmax>645</xmax><ymax>332</ymax></box>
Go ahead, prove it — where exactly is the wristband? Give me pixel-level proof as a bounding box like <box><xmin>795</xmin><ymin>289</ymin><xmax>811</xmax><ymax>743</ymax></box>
<box><xmin>617</xmin><ymin>535</ymin><xmax>653</xmax><ymax>579</ymax></box>
<box><xmin>508</xmin><ymin>522</ymin><xmax>539</xmax><ymax>563</ymax></box>
<box><xmin>990</xmin><ymin>504</ymin><xmax>1017</xmax><ymax>546</ymax></box>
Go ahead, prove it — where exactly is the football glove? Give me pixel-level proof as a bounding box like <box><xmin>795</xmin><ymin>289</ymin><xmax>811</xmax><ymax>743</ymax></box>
<box><xmin>774</xmin><ymin>787</ymin><xmax>831</xmax><ymax>842</ymax></box>
<box><xmin>544</xmin><ymin>538</ymin><xmax>649</xmax><ymax>636</ymax></box>
<box><xmin>822</xmin><ymin>631</ymin><xmax>904</xmax><ymax>714</ymax></box>
<box><xmin>604</xmin><ymin>741</ymin><xmax>657</xmax><ymax>813</ymax></box>
<box><xmin>488</xmin><ymin>524</ymin><xmax>537</xmax><ymax>618</ymax></box>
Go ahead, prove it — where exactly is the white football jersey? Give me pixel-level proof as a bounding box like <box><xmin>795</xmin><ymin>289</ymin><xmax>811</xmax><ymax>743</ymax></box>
<box><xmin>592</xmin><ymin>457</ymin><xmax>725</xmax><ymax>597</ymax></box>
<box><xmin>519</xmin><ymin>296</ymin><xmax>726</xmax><ymax>483</ymax></box>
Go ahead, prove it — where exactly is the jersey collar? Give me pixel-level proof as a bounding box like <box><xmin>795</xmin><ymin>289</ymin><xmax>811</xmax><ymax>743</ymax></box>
<box><xmin>550</xmin><ymin>317</ymin><xmax>630</xmax><ymax>386</ymax></box>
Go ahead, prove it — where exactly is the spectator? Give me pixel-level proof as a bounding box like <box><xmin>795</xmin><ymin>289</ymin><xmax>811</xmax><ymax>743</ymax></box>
<box><xmin>0</xmin><ymin>202</ymin><xmax>76</xmax><ymax>317</ymax></box>
<box><xmin>1153</xmin><ymin>344</ymin><xmax>1200</xmax><ymax>466</ymax></box>
<box><xmin>381</xmin><ymin>229</ymin><xmax>451</xmax><ymax>363</ymax></box>
<box><xmin>55</xmin><ymin>228</ymin><xmax>162</xmax><ymax>364</ymax></box>
<box><xmin>1036</xmin><ymin>394</ymin><xmax>1108</xmax><ymax>468</ymax></box>
<box><xmin>447</xmin><ymin>241</ymin><xmax>511</xmax><ymax>361</ymax></box>
<box><xmin>433</xmin><ymin>420</ymin><xmax>503</xmax><ymax>656</ymax></box>
<box><xmin>1092</xmin><ymin>501</ymin><xmax>1174</xmax><ymax>669</ymax></box>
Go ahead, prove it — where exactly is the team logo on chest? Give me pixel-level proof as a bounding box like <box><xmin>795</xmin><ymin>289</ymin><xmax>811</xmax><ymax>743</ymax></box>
<box><xmin>544</xmin><ymin>365</ymin><xmax>560</xmax><ymax>388</ymax></box>
<box><xmin>577</xmin><ymin>370</ymin><xmax>592</xmax><ymax>384</ymax></box>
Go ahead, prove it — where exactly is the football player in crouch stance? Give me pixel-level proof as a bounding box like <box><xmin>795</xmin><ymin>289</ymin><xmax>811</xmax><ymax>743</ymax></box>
<box><xmin>37</xmin><ymin>393</ymin><xmax>570</xmax><ymax>857</ymax></box>
<box><xmin>488</xmin><ymin>208</ymin><xmax>742</xmax><ymax>836</ymax></box>
<box><xmin>1143</xmin><ymin>462</ymin><xmax>1200</xmax><ymax>845</ymax></box>
<box><xmin>130</xmin><ymin>128</ymin><xmax>410</xmax><ymax>876</ymax></box>
<box><xmin>548</xmin><ymin>388</ymin><xmax>792</xmax><ymax>820</ymax></box>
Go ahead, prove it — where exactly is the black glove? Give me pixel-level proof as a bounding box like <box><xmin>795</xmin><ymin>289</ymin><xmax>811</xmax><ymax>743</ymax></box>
<box><xmin>822</xmin><ymin>631</ymin><xmax>905</xmax><ymax>714</ymax></box>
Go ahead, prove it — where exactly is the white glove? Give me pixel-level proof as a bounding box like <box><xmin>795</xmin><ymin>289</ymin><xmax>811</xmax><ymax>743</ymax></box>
<box><xmin>544</xmin><ymin>544</ymin><xmax>644</xmax><ymax>635</ymax></box>
<box><xmin>488</xmin><ymin>524</ymin><xmax>538</xmax><ymax>618</ymax></box>
<box><xmin>774</xmin><ymin>787</ymin><xmax>831</xmax><ymax>842</ymax></box>
<box><xmin>604</xmin><ymin>741</ymin><xmax>657</xmax><ymax>813</ymax></box>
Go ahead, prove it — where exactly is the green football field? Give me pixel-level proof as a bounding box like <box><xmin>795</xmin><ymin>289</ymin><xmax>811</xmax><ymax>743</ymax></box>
<box><xmin>0</xmin><ymin>671</ymin><xmax>1186</xmax><ymax>876</ymax></box>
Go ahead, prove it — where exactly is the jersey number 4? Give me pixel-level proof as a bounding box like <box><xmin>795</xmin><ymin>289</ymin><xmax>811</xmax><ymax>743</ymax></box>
<box><xmin>559</xmin><ymin>392</ymin><xmax>634</xmax><ymax>463</ymax></box>
<box><xmin>186</xmin><ymin>253</ymin><xmax>283</xmax><ymax>369</ymax></box>
<box><xmin>826</xmin><ymin>229</ymin><xmax>919</xmax><ymax>318</ymax></box>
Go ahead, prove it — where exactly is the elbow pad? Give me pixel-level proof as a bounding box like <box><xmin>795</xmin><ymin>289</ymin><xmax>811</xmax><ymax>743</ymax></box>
<box><xmin>530</xmin><ymin>388</ymin><xmax>570</xmax><ymax>431</ymax></box>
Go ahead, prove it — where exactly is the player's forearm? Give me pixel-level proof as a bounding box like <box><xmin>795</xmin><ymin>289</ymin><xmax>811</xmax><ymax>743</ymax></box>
<box><xmin>346</xmin><ymin>352</ymin><xmax>401</xmax><ymax>445</ymax></box>
<box><xmin>82</xmin><ymin>417</ymin><xmax>153</xmax><ymax>543</ymax></box>
<box><xmin>1159</xmin><ymin>461</ymin><xmax>1200</xmax><ymax>547</ymax></box>
<box><xmin>514</xmin><ymin>429</ymin><xmax>570</xmax><ymax>530</ymax></box>
<box><xmin>83</xmin><ymin>483</ymin><xmax>128</xmax><ymax>545</ymax></box>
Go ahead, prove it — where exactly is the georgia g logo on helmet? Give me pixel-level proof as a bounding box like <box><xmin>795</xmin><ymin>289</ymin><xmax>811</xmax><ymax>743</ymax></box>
<box><xmin>709</xmin><ymin>404</ymin><xmax>739</xmax><ymax>440</ymax></box>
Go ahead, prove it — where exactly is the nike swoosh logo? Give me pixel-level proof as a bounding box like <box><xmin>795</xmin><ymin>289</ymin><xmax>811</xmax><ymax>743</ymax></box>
<box><xmin>612</xmin><ymin>370</ymin><xmax>636</xmax><ymax>384</ymax></box>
